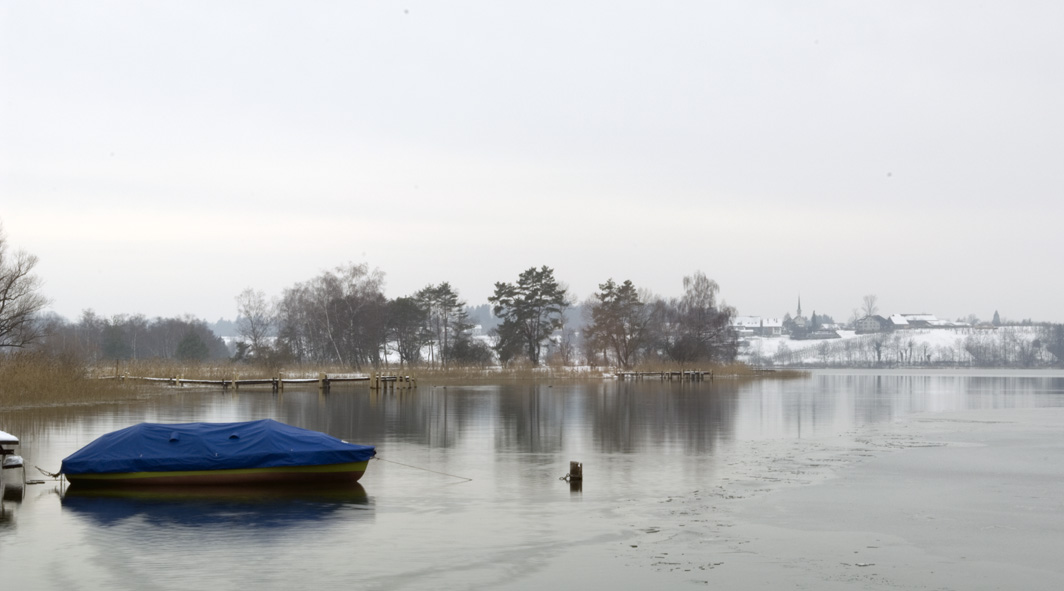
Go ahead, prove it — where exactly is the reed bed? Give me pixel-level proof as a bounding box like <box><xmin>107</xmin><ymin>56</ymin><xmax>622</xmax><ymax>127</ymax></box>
<box><xmin>599</xmin><ymin>361</ymin><xmax>807</xmax><ymax>380</ymax></box>
<box><xmin>0</xmin><ymin>352</ymin><xmax>139</xmax><ymax>408</ymax></box>
<box><xmin>96</xmin><ymin>359</ymin><xmax>807</xmax><ymax>385</ymax></box>
<box><xmin>100</xmin><ymin>359</ymin><xmax>364</xmax><ymax>381</ymax></box>
<box><xmin>1</xmin><ymin>355</ymin><xmax>806</xmax><ymax>411</ymax></box>
<box><xmin>96</xmin><ymin>359</ymin><xmax>607</xmax><ymax>384</ymax></box>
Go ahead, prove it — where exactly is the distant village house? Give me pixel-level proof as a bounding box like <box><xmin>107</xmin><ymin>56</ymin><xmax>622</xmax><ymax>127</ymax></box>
<box><xmin>731</xmin><ymin>316</ymin><xmax>783</xmax><ymax>337</ymax></box>
<box><xmin>856</xmin><ymin>313</ymin><xmax>968</xmax><ymax>334</ymax></box>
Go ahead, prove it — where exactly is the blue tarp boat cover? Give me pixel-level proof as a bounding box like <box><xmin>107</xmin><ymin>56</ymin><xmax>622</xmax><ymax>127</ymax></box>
<box><xmin>60</xmin><ymin>419</ymin><xmax>376</xmax><ymax>475</ymax></box>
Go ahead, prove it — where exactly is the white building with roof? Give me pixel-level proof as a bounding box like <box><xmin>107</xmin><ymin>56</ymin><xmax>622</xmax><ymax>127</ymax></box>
<box><xmin>889</xmin><ymin>314</ymin><xmax>910</xmax><ymax>329</ymax></box>
<box><xmin>732</xmin><ymin>316</ymin><xmax>784</xmax><ymax>337</ymax></box>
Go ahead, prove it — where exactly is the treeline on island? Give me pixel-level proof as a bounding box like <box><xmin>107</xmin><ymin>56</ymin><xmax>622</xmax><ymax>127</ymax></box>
<box><xmin>4</xmin><ymin>221</ymin><xmax>1064</xmax><ymax>374</ymax></box>
<box><xmin>195</xmin><ymin>263</ymin><xmax>738</xmax><ymax>371</ymax></box>
<box><xmin>35</xmin><ymin>311</ymin><xmax>230</xmax><ymax>364</ymax></box>
<box><xmin>4</xmin><ymin>242</ymin><xmax>739</xmax><ymax>370</ymax></box>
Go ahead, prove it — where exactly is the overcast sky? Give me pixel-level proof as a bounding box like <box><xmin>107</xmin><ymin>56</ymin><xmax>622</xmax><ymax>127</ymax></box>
<box><xmin>3</xmin><ymin>1</ymin><xmax>1063</xmax><ymax>325</ymax></box>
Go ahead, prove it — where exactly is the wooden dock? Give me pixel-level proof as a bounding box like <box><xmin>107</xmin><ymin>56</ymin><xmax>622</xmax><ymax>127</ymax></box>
<box><xmin>614</xmin><ymin>370</ymin><xmax>713</xmax><ymax>382</ymax></box>
<box><xmin>108</xmin><ymin>372</ymin><xmax>417</xmax><ymax>393</ymax></box>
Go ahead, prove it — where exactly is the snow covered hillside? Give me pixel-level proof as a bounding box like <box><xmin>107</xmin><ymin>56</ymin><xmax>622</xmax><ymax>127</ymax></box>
<box><xmin>739</xmin><ymin>326</ymin><xmax>1056</xmax><ymax>367</ymax></box>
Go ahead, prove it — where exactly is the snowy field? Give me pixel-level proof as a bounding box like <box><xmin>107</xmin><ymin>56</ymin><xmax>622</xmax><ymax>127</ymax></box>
<box><xmin>739</xmin><ymin>326</ymin><xmax>1051</xmax><ymax>367</ymax></box>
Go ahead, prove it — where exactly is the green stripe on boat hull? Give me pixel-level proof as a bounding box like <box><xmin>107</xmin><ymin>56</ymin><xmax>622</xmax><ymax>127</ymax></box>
<box><xmin>66</xmin><ymin>461</ymin><xmax>369</xmax><ymax>487</ymax></box>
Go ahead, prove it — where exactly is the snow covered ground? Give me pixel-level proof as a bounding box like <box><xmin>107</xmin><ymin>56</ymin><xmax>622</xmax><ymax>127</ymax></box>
<box><xmin>739</xmin><ymin>326</ymin><xmax>1052</xmax><ymax>367</ymax></box>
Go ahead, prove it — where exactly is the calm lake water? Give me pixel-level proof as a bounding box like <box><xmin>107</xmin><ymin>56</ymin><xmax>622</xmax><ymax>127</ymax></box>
<box><xmin>2</xmin><ymin>370</ymin><xmax>1063</xmax><ymax>590</ymax></box>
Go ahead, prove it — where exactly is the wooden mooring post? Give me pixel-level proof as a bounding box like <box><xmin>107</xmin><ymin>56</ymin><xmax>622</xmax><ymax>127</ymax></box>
<box><xmin>615</xmin><ymin>370</ymin><xmax>714</xmax><ymax>382</ymax></box>
<box><xmin>369</xmin><ymin>371</ymin><xmax>417</xmax><ymax>392</ymax></box>
<box><xmin>569</xmin><ymin>461</ymin><xmax>582</xmax><ymax>481</ymax></box>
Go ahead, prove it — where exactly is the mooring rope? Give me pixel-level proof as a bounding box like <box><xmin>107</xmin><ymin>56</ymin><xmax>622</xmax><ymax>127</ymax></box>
<box><xmin>373</xmin><ymin>456</ymin><xmax>472</xmax><ymax>482</ymax></box>
<box><xmin>36</xmin><ymin>465</ymin><xmax>61</xmax><ymax>479</ymax></box>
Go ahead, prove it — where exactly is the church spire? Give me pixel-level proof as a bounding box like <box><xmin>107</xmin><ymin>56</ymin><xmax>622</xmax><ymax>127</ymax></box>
<box><xmin>797</xmin><ymin>295</ymin><xmax>802</xmax><ymax>317</ymax></box>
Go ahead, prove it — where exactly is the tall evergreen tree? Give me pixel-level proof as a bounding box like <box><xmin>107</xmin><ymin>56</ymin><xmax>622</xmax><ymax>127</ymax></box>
<box><xmin>489</xmin><ymin>266</ymin><xmax>568</xmax><ymax>365</ymax></box>
<box><xmin>176</xmin><ymin>330</ymin><xmax>210</xmax><ymax>361</ymax></box>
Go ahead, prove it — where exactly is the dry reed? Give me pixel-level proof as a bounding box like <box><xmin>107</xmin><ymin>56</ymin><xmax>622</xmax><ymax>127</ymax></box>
<box><xmin>102</xmin><ymin>359</ymin><xmax>807</xmax><ymax>384</ymax></box>
<box><xmin>1</xmin><ymin>354</ymin><xmax>806</xmax><ymax>411</ymax></box>
<box><xmin>0</xmin><ymin>351</ymin><xmax>139</xmax><ymax>408</ymax></box>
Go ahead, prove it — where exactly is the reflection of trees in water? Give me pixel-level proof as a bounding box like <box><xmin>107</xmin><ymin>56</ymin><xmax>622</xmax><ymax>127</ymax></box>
<box><xmin>739</xmin><ymin>374</ymin><xmax>984</xmax><ymax>438</ymax></box>
<box><xmin>298</xmin><ymin>386</ymin><xmax>511</xmax><ymax>450</ymax></box>
<box><xmin>269</xmin><ymin>382</ymin><xmax>746</xmax><ymax>457</ymax></box>
<box><xmin>10</xmin><ymin>375</ymin><xmax>1063</xmax><ymax>488</ymax></box>
<box><xmin>295</xmin><ymin>375</ymin><xmax>1064</xmax><ymax>452</ymax></box>
<box><xmin>493</xmin><ymin>384</ymin><xmax>567</xmax><ymax>453</ymax></box>
<box><xmin>856</xmin><ymin>374</ymin><xmax>1063</xmax><ymax>414</ymax></box>
<box><xmin>478</xmin><ymin>381</ymin><xmax>743</xmax><ymax>456</ymax></box>
<box><xmin>593</xmin><ymin>381</ymin><xmax>741</xmax><ymax>455</ymax></box>
<box><xmin>732</xmin><ymin>374</ymin><xmax>1064</xmax><ymax>441</ymax></box>
<box><xmin>297</xmin><ymin>381</ymin><xmax>746</xmax><ymax>457</ymax></box>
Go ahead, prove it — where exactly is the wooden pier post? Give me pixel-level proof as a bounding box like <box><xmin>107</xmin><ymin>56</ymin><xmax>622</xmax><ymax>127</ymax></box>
<box><xmin>569</xmin><ymin>461</ymin><xmax>582</xmax><ymax>481</ymax></box>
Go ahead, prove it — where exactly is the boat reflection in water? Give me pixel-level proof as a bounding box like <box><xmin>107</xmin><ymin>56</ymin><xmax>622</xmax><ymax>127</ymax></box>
<box><xmin>58</xmin><ymin>482</ymin><xmax>375</xmax><ymax>582</ymax></box>
<box><xmin>61</xmin><ymin>482</ymin><xmax>371</xmax><ymax>530</ymax></box>
<box><xmin>2</xmin><ymin>480</ymin><xmax>23</xmax><ymax>503</ymax></box>
<box><xmin>0</xmin><ymin>488</ymin><xmax>18</xmax><ymax>531</ymax></box>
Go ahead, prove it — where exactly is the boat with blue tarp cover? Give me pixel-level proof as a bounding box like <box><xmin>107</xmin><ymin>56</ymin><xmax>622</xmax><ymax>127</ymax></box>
<box><xmin>59</xmin><ymin>419</ymin><xmax>375</xmax><ymax>487</ymax></box>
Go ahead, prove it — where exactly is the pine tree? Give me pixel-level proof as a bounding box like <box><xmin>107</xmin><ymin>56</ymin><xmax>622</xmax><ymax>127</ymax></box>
<box><xmin>489</xmin><ymin>266</ymin><xmax>568</xmax><ymax>365</ymax></box>
<box><xmin>176</xmin><ymin>330</ymin><xmax>210</xmax><ymax>361</ymax></box>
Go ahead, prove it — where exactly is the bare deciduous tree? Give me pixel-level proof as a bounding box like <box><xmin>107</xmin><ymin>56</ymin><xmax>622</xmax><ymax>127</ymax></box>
<box><xmin>862</xmin><ymin>294</ymin><xmax>879</xmax><ymax>318</ymax></box>
<box><xmin>274</xmin><ymin>263</ymin><xmax>388</xmax><ymax>369</ymax></box>
<box><xmin>654</xmin><ymin>271</ymin><xmax>737</xmax><ymax>363</ymax></box>
<box><xmin>235</xmin><ymin>288</ymin><xmax>274</xmax><ymax>355</ymax></box>
<box><xmin>585</xmin><ymin>278</ymin><xmax>650</xmax><ymax>369</ymax></box>
<box><xmin>0</xmin><ymin>223</ymin><xmax>50</xmax><ymax>349</ymax></box>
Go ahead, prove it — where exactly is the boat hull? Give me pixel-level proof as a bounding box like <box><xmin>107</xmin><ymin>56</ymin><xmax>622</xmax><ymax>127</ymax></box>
<box><xmin>65</xmin><ymin>460</ymin><xmax>369</xmax><ymax>487</ymax></box>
